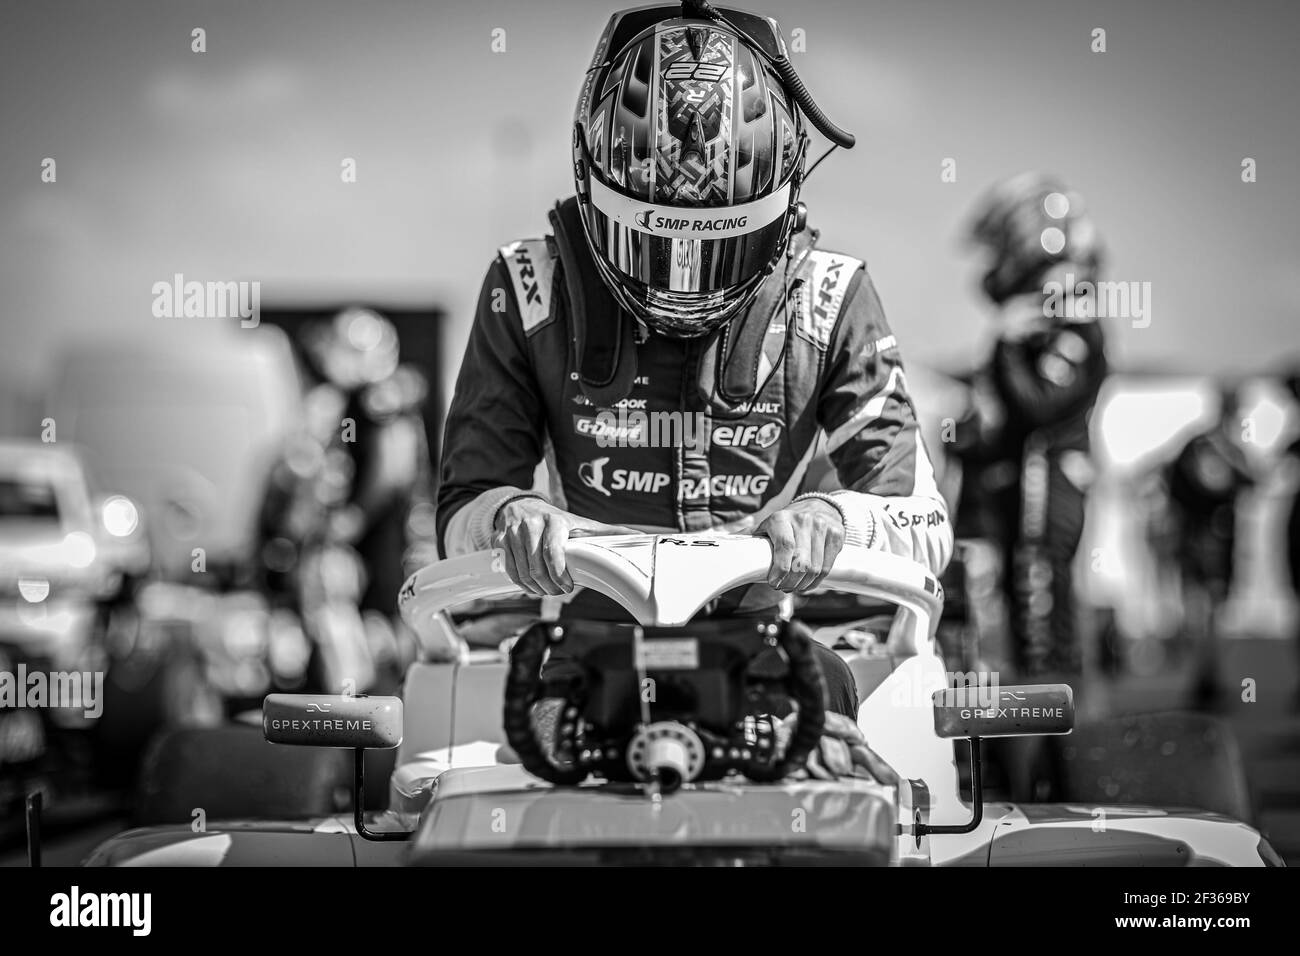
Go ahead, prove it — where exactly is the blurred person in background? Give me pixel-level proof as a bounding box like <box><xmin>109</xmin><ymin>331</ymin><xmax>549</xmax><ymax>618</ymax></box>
<box><xmin>300</xmin><ymin>308</ymin><xmax>431</xmax><ymax>620</ymax></box>
<box><xmin>950</xmin><ymin>174</ymin><xmax>1108</xmax><ymax>683</ymax></box>
<box><xmin>257</xmin><ymin>307</ymin><xmax>428</xmax><ymax>694</ymax></box>
<box><xmin>1163</xmin><ymin>385</ymin><xmax>1255</xmax><ymax>706</ymax></box>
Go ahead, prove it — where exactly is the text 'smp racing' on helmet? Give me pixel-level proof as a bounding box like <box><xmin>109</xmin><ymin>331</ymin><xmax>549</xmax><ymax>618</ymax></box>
<box><xmin>572</xmin><ymin>2</ymin><xmax>852</xmax><ymax>338</ymax></box>
<box><xmin>967</xmin><ymin>172</ymin><xmax>1105</xmax><ymax>306</ymax></box>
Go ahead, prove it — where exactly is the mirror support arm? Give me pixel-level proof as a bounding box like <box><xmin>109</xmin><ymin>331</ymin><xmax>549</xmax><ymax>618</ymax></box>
<box><xmin>915</xmin><ymin>737</ymin><xmax>983</xmax><ymax>837</ymax></box>
<box><xmin>354</xmin><ymin>749</ymin><xmax>412</xmax><ymax>843</ymax></box>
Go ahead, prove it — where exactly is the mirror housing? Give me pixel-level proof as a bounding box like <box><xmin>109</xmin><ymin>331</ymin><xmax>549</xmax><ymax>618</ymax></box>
<box><xmin>917</xmin><ymin>683</ymin><xmax>1075</xmax><ymax>838</ymax></box>
<box><xmin>263</xmin><ymin>694</ymin><xmax>403</xmax><ymax>749</ymax></box>
<box><xmin>932</xmin><ymin>683</ymin><xmax>1074</xmax><ymax>739</ymax></box>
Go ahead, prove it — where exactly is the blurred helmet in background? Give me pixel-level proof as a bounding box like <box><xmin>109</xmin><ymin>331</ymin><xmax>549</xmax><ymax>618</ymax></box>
<box><xmin>967</xmin><ymin>172</ymin><xmax>1105</xmax><ymax>306</ymax></box>
<box><xmin>573</xmin><ymin>5</ymin><xmax>807</xmax><ymax>337</ymax></box>
<box><xmin>304</xmin><ymin>307</ymin><xmax>400</xmax><ymax>390</ymax></box>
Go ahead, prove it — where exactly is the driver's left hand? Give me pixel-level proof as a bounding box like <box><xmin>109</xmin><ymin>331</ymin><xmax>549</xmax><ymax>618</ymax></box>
<box><xmin>779</xmin><ymin>711</ymin><xmax>899</xmax><ymax>785</ymax></box>
<box><xmin>754</xmin><ymin>497</ymin><xmax>845</xmax><ymax>593</ymax></box>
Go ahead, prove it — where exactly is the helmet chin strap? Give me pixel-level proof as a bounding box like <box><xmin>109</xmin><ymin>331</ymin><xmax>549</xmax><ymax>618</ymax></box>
<box><xmin>549</xmin><ymin>197</ymin><xmax>642</xmax><ymax>408</ymax></box>
<box><xmin>699</xmin><ymin>228</ymin><xmax>816</xmax><ymax>418</ymax></box>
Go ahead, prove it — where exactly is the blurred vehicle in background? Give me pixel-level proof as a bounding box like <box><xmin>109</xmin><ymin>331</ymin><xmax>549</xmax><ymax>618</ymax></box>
<box><xmin>22</xmin><ymin>307</ymin><xmax>441</xmax><ymax>780</ymax></box>
<box><xmin>47</xmin><ymin>333</ymin><xmax>302</xmax><ymax>580</ymax></box>
<box><xmin>0</xmin><ymin>439</ymin><xmax>148</xmax><ymax>616</ymax></box>
<box><xmin>0</xmin><ymin>439</ymin><xmax>148</xmax><ymax>829</ymax></box>
<box><xmin>29</xmin><ymin>331</ymin><xmax>302</xmax><ymax>793</ymax></box>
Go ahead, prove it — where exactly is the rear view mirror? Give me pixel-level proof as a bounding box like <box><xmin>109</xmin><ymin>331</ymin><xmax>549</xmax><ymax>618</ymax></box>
<box><xmin>917</xmin><ymin>683</ymin><xmax>1074</xmax><ymax>838</ymax></box>
<box><xmin>263</xmin><ymin>694</ymin><xmax>403</xmax><ymax>749</ymax></box>
<box><xmin>932</xmin><ymin>683</ymin><xmax>1074</xmax><ymax>739</ymax></box>
<box><xmin>264</xmin><ymin>694</ymin><xmax>409</xmax><ymax>844</ymax></box>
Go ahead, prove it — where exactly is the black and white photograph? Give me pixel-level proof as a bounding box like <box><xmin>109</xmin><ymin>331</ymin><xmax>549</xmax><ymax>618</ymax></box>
<box><xmin>0</xmin><ymin>0</ymin><xmax>1295</xmax><ymax>926</ymax></box>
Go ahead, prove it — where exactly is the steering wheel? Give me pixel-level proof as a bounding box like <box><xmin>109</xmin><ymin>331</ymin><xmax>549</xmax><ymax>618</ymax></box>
<box><xmin>401</xmin><ymin>533</ymin><xmax>947</xmax><ymax>787</ymax></box>
<box><xmin>502</xmin><ymin>618</ymin><xmax>827</xmax><ymax>787</ymax></box>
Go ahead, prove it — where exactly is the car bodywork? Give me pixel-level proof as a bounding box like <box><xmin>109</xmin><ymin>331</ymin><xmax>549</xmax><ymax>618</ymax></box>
<box><xmin>85</xmin><ymin>795</ymin><xmax>1268</xmax><ymax>867</ymax></box>
<box><xmin>84</xmin><ymin>534</ymin><xmax>1276</xmax><ymax>866</ymax></box>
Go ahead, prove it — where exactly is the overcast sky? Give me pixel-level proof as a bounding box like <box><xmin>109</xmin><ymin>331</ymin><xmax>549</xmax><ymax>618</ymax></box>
<box><xmin>2</xmin><ymin>0</ymin><xmax>1296</xmax><ymax>401</ymax></box>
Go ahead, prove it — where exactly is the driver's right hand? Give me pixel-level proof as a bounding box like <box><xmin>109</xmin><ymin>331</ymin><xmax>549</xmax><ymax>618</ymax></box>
<box><xmin>492</xmin><ymin>498</ymin><xmax>636</xmax><ymax>597</ymax></box>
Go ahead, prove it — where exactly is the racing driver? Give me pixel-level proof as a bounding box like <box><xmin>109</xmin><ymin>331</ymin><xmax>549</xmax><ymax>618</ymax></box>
<box><xmin>436</xmin><ymin>2</ymin><xmax>952</xmax><ymax>775</ymax></box>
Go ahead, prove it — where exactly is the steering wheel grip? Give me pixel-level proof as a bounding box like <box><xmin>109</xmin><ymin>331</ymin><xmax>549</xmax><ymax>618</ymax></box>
<box><xmin>744</xmin><ymin>619</ymin><xmax>828</xmax><ymax>782</ymax></box>
<box><xmin>502</xmin><ymin>624</ymin><xmax>587</xmax><ymax>786</ymax></box>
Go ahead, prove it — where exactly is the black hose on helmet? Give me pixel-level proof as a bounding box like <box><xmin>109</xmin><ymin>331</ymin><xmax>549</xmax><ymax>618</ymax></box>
<box><xmin>681</xmin><ymin>0</ymin><xmax>856</xmax><ymax>150</ymax></box>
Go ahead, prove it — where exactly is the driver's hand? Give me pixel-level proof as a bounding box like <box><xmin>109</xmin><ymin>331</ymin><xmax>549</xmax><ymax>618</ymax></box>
<box><xmin>493</xmin><ymin>498</ymin><xmax>636</xmax><ymax>597</ymax></box>
<box><xmin>778</xmin><ymin>711</ymin><xmax>899</xmax><ymax>785</ymax></box>
<box><xmin>754</xmin><ymin>498</ymin><xmax>845</xmax><ymax>593</ymax></box>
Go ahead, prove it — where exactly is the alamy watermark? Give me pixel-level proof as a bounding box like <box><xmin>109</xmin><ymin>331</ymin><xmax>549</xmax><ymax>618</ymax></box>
<box><xmin>1043</xmin><ymin>272</ymin><xmax>1151</xmax><ymax>329</ymax></box>
<box><xmin>890</xmin><ymin>668</ymin><xmax>1002</xmax><ymax>709</ymax></box>
<box><xmin>584</xmin><ymin>408</ymin><xmax>709</xmax><ymax>450</ymax></box>
<box><xmin>151</xmin><ymin>273</ymin><xmax>260</xmax><ymax>328</ymax></box>
<box><xmin>582</xmin><ymin>407</ymin><xmax>782</xmax><ymax>453</ymax></box>
<box><xmin>1</xmin><ymin>666</ymin><xmax>103</xmax><ymax>719</ymax></box>
<box><xmin>50</xmin><ymin>886</ymin><xmax>151</xmax><ymax>936</ymax></box>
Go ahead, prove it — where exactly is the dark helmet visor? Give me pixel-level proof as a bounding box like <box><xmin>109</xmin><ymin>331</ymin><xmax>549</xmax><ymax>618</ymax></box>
<box><xmin>583</xmin><ymin>173</ymin><xmax>791</xmax><ymax>296</ymax></box>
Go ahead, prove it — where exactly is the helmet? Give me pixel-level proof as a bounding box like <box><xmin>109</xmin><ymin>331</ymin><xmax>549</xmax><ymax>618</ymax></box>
<box><xmin>967</xmin><ymin>172</ymin><xmax>1104</xmax><ymax>305</ymax></box>
<box><xmin>573</xmin><ymin>5</ymin><xmax>808</xmax><ymax>337</ymax></box>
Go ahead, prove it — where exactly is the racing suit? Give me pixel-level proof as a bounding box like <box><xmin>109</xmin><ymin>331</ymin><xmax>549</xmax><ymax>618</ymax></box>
<box><xmin>436</xmin><ymin>214</ymin><xmax>953</xmax><ymax>715</ymax></box>
<box><xmin>954</xmin><ymin>319</ymin><xmax>1107</xmax><ymax>677</ymax></box>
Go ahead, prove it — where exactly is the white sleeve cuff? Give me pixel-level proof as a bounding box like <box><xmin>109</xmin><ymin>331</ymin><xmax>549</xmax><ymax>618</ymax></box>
<box><xmin>829</xmin><ymin>489</ymin><xmax>953</xmax><ymax>574</ymax></box>
<box><xmin>826</xmin><ymin>490</ymin><xmax>879</xmax><ymax>549</ymax></box>
<box><xmin>443</xmin><ymin>485</ymin><xmax>549</xmax><ymax>557</ymax></box>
